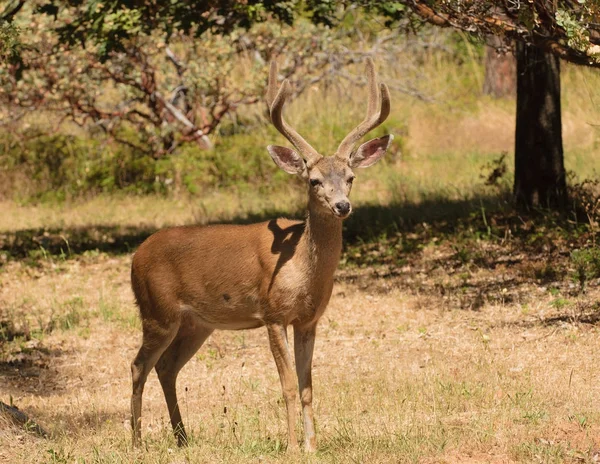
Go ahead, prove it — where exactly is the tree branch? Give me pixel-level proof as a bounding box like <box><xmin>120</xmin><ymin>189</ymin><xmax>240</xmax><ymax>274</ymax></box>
<box><xmin>153</xmin><ymin>91</ymin><xmax>213</xmax><ymax>149</ymax></box>
<box><xmin>407</xmin><ymin>0</ymin><xmax>600</xmax><ymax>68</ymax></box>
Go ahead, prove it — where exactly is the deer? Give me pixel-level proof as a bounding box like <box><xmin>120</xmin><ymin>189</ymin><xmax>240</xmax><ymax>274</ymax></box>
<box><xmin>129</xmin><ymin>57</ymin><xmax>392</xmax><ymax>452</ymax></box>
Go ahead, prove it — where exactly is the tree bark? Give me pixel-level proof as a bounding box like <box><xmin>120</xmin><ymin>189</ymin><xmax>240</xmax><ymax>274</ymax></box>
<box><xmin>483</xmin><ymin>35</ymin><xmax>516</xmax><ymax>98</ymax></box>
<box><xmin>514</xmin><ymin>41</ymin><xmax>567</xmax><ymax>209</ymax></box>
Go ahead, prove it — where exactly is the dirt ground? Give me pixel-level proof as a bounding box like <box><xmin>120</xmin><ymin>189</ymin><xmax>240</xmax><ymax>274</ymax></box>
<box><xmin>1</xmin><ymin>238</ymin><xmax>599</xmax><ymax>463</ymax></box>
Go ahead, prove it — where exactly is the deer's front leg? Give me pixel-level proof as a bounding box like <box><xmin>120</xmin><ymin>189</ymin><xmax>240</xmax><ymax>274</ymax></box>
<box><xmin>267</xmin><ymin>323</ymin><xmax>299</xmax><ymax>451</ymax></box>
<box><xmin>293</xmin><ymin>324</ymin><xmax>317</xmax><ymax>452</ymax></box>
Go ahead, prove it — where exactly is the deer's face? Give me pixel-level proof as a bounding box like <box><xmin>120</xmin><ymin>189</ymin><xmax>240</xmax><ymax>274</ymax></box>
<box><xmin>307</xmin><ymin>157</ymin><xmax>355</xmax><ymax>218</ymax></box>
<box><xmin>267</xmin><ymin>135</ymin><xmax>393</xmax><ymax>220</ymax></box>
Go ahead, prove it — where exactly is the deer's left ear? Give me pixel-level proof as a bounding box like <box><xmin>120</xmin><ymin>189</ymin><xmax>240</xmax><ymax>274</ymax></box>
<box><xmin>350</xmin><ymin>134</ymin><xmax>394</xmax><ymax>168</ymax></box>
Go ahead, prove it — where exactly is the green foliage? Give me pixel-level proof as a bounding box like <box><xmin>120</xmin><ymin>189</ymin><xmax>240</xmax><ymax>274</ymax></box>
<box><xmin>570</xmin><ymin>248</ymin><xmax>600</xmax><ymax>292</ymax></box>
<box><xmin>305</xmin><ymin>0</ymin><xmax>341</xmax><ymax>26</ymax></box>
<box><xmin>446</xmin><ymin>31</ymin><xmax>485</xmax><ymax>64</ymax></box>
<box><xmin>38</xmin><ymin>0</ymin><xmax>304</xmax><ymax>60</ymax></box>
<box><xmin>556</xmin><ymin>8</ymin><xmax>600</xmax><ymax>61</ymax></box>
<box><xmin>0</xmin><ymin>127</ymin><xmax>297</xmax><ymax>201</ymax></box>
<box><xmin>0</xmin><ymin>20</ymin><xmax>20</xmax><ymax>59</ymax></box>
<box><xmin>0</xmin><ymin>4</ymin><xmax>408</xmax><ymax>199</ymax></box>
<box><xmin>363</xmin><ymin>1</ymin><xmax>409</xmax><ymax>27</ymax></box>
<box><xmin>1</xmin><ymin>132</ymin><xmax>160</xmax><ymax>199</ymax></box>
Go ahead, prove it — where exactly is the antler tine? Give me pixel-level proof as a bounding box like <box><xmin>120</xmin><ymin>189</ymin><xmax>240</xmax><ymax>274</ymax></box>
<box><xmin>365</xmin><ymin>58</ymin><xmax>379</xmax><ymax>118</ymax></box>
<box><xmin>336</xmin><ymin>58</ymin><xmax>391</xmax><ymax>160</ymax></box>
<box><xmin>268</xmin><ymin>61</ymin><xmax>321</xmax><ymax>165</ymax></box>
<box><xmin>266</xmin><ymin>60</ymin><xmax>279</xmax><ymax>112</ymax></box>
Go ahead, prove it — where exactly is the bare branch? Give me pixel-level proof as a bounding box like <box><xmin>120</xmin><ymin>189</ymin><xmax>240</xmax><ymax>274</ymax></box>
<box><xmin>154</xmin><ymin>91</ymin><xmax>213</xmax><ymax>149</ymax></box>
<box><xmin>165</xmin><ymin>47</ymin><xmax>185</xmax><ymax>77</ymax></box>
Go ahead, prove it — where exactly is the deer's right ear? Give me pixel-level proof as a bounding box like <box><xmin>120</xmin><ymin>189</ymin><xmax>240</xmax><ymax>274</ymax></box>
<box><xmin>267</xmin><ymin>145</ymin><xmax>307</xmax><ymax>176</ymax></box>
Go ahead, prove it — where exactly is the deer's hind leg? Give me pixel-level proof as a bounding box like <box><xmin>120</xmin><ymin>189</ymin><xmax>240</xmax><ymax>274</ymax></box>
<box><xmin>155</xmin><ymin>316</ymin><xmax>214</xmax><ymax>446</ymax></box>
<box><xmin>131</xmin><ymin>319</ymin><xmax>179</xmax><ymax>447</ymax></box>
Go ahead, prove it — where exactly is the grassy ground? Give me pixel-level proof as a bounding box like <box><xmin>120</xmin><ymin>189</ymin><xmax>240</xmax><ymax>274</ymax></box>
<box><xmin>3</xmin><ymin>178</ymin><xmax>600</xmax><ymax>464</ymax></box>
<box><xmin>1</xmin><ymin>217</ymin><xmax>600</xmax><ymax>463</ymax></box>
<box><xmin>1</xmin><ymin>53</ymin><xmax>600</xmax><ymax>463</ymax></box>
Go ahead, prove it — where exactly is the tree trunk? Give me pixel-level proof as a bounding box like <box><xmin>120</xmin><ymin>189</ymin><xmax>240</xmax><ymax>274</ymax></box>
<box><xmin>483</xmin><ymin>35</ymin><xmax>516</xmax><ymax>98</ymax></box>
<box><xmin>514</xmin><ymin>41</ymin><xmax>567</xmax><ymax>209</ymax></box>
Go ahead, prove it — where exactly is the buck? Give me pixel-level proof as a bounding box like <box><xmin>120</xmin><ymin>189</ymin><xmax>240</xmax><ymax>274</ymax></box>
<box><xmin>129</xmin><ymin>58</ymin><xmax>392</xmax><ymax>452</ymax></box>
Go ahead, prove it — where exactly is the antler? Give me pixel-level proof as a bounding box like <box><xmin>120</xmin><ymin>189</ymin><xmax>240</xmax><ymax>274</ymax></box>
<box><xmin>335</xmin><ymin>58</ymin><xmax>391</xmax><ymax>160</ymax></box>
<box><xmin>267</xmin><ymin>61</ymin><xmax>322</xmax><ymax>166</ymax></box>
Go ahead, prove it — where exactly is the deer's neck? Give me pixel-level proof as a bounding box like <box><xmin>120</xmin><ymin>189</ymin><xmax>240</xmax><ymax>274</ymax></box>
<box><xmin>300</xmin><ymin>203</ymin><xmax>343</xmax><ymax>280</ymax></box>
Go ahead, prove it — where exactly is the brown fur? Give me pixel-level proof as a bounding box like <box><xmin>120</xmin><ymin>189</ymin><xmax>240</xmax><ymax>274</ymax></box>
<box><xmin>129</xmin><ymin>59</ymin><xmax>392</xmax><ymax>452</ymax></box>
<box><xmin>132</xmin><ymin>214</ymin><xmax>342</xmax><ymax>332</ymax></box>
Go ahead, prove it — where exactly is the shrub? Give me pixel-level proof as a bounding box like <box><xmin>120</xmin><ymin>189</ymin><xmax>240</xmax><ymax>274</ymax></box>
<box><xmin>570</xmin><ymin>248</ymin><xmax>600</xmax><ymax>293</ymax></box>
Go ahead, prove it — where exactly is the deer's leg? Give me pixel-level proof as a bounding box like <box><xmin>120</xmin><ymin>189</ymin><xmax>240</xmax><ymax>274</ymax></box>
<box><xmin>294</xmin><ymin>324</ymin><xmax>317</xmax><ymax>452</ymax></box>
<box><xmin>155</xmin><ymin>322</ymin><xmax>214</xmax><ymax>447</ymax></box>
<box><xmin>267</xmin><ymin>323</ymin><xmax>299</xmax><ymax>451</ymax></box>
<box><xmin>131</xmin><ymin>320</ymin><xmax>179</xmax><ymax>447</ymax></box>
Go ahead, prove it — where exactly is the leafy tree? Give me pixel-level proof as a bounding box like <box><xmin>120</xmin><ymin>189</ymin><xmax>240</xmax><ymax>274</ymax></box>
<box><xmin>51</xmin><ymin>0</ymin><xmax>595</xmax><ymax>209</ymax></box>
<box><xmin>0</xmin><ymin>2</ymin><xmax>368</xmax><ymax>158</ymax></box>
<box><xmin>2</xmin><ymin>1</ymin><xmax>409</xmax><ymax>164</ymax></box>
<box><xmin>366</xmin><ymin>1</ymin><xmax>600</xmax><ymax>209</ymax></box>
<box><xmin>6</xmin><ymin>0</ymin><xmax>599</xmax><ymax>208</ymax></box>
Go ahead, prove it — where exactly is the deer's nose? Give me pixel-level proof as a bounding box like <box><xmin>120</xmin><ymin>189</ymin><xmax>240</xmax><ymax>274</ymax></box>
<box><xmin>334</xmin><ymin>201</ymin><xmax>351</xmax><ymax>216</ymax></box>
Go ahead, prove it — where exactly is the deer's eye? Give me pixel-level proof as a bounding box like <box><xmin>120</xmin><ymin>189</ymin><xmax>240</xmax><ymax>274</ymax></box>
<box><xmin>347</xmin><ymin>176</ymin><xmax>355</xmax><ymax>184</ymax></box>
<box><xmin>310</xmin><ymin>178</ymin><xmax>322</xmax><ymax>187</ymax></box>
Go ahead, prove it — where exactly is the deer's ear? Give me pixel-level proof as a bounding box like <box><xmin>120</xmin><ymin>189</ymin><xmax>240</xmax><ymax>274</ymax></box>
<box><xmin>350</xmin><ymin>135</ymin><xmax>394</xmax><ymax>168</ymax></box>
<box><xmin>267</xmin><ymin>145</ymin><xmax>307</xmax><ymax>175</ymax></box>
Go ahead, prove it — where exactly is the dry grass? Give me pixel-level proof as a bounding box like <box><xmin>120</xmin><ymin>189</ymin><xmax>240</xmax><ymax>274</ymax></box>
<box><xmin>1</xmin><ymin>235</ymin><xmax>600</xmax><ymax>463</ymax></box>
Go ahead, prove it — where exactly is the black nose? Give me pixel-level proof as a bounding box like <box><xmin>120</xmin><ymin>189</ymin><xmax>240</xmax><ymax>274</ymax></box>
<box><xmin>335</xmin><ymin>201</ymin><xmax>351</xmax><ymax>215</ymax></box>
